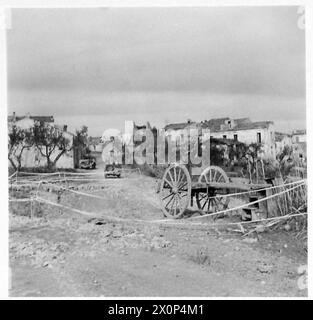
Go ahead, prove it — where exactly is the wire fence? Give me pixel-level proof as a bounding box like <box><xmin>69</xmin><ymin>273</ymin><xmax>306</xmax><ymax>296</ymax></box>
<box><xmin>9</xmin><ymin>172</ymin><xmax>307</xmax><ymax>229</ymax></box>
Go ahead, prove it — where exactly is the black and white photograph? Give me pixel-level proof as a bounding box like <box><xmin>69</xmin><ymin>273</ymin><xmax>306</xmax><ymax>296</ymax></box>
<box><xmin>1</xmin><ymin>1</ymin><xmax>310</xmax><ymax>299</ymax></box>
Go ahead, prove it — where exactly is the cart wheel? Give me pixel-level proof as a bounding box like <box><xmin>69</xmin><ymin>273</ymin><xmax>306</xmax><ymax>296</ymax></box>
<box><xmin>196</xmin><ymin>166</ymin><xmax>230</xmax><ymax>214</ymax></box>
<box><xmin>158</xmin><ymin>164</ymin><xmax>191</xmax><ymax>219</ymax></box>
<box><xmin>196</xmin><ymin>193</ymin><xmax>230</xmax><ymax>214</ymax></box>
<box><xmin>198</xmin><ymin>165</ymin><xmax>229</xmax><ymax>185</ymax></box>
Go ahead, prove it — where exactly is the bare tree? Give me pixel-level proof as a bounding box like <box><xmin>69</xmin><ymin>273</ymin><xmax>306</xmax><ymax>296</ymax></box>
<box><xmin>8</xmin><ymin>125</ymin><xmax>33</xmax><ymax>170</ymax></box>
<box><xmin>33</xmin><ymin>122</ymin><xmax>72</xmax><ymax>169</ymax></box>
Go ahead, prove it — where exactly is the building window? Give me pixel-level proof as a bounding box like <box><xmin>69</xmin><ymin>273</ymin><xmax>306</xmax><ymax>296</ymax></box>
<box><xmin>257</xmin><ymin>132</ymin><xmax>261</xmax><ymax>143</ymax></box>
<box><xmin>223</xmin><ymin>135</ymin><xmax>227</xmax><ymax>139</ymax></box>
<box><xmin>234</xmin><ymin>134</ymin><xmax>238</xmax><ymax>141</ymax></box>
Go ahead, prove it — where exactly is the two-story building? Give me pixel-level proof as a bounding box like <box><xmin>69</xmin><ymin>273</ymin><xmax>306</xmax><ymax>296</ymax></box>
<box><xmin>163</xmin><ymin>117</ymin><xmax>277</xmax><ymax>159</ymax></box>
<box><xmin>200</xmin><ymin>117</ymin><xmax>276</xmax><ymax>159</ymax></box>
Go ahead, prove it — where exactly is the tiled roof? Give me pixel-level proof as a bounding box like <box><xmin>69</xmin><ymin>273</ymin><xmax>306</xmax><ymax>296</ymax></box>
<box><xmin>201</xmin><ymin>118</ymin><xmax>273</xmax><ymax>132</ymax></box>
<box><xmin>165</xmin><ymin>118</ymin><xmax>273</xmax><ymax>133</ymax></box>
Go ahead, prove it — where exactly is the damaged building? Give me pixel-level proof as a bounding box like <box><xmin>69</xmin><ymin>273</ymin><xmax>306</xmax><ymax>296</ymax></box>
<box><xmin>200</xmin><ymin>118</ymin><xmax>276</xmax><ymax>159</ymax></box>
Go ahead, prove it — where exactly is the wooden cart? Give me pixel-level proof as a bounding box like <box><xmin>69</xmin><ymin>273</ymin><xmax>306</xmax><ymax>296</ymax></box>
<box><xmin>156</xmin><ymin>163</ymin><xmax>272</xmax><ymax>219</ymax></box>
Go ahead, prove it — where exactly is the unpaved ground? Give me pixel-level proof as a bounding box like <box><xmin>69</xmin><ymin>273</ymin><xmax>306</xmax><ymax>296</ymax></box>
<box><xmin>9</xmin><ymin>174</ymin><xmax>307</xmax><ymax>297</ymax></box>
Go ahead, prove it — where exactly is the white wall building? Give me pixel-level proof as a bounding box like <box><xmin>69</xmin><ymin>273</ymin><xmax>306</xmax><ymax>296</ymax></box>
<box><xmin>201</xmin><ymin>118</ymin><xmax>276</xmax><ymax>159</ymax></box>
<box><xmin>292</xmin><ymin>129</ymin><xmax>306</xmax><ymax>143</ymax></box>
<box><xmin>8</xmin><ymin>113</ymin><xmax>75</xmax><ymax>168</ymax></box>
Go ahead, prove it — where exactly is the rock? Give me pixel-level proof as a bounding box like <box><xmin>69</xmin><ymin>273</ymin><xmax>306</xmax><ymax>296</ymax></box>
<box><xmin>95</xmin><ymin>220</ymin><xmax>106</xmax><ymax>226</ymax></box>
<box><xmin>42</xmin><ymin>261</ymin><xmax>49</xmax><ymax>267</ymax></box>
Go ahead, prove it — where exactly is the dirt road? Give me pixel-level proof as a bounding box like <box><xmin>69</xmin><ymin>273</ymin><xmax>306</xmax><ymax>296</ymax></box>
<box><xmin>9</xmin><ymin>175</ymin><xmax>307</xmax><ymax>297</ymax></box>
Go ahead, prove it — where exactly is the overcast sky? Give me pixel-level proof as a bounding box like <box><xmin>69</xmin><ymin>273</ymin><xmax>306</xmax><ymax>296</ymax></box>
<box><xmin>7</xmin><ymin>6</ymin><xmax>306</xmax><ymax>136</ymax></box>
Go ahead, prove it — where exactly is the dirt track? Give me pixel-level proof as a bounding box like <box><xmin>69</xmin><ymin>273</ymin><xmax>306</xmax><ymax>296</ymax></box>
<box><xmin>9</xmin><ymin>173</ymin><xmax>307</xmax><ymax>297</ymax></box>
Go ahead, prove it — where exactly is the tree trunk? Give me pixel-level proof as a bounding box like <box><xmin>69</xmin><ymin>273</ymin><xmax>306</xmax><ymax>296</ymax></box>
<box><xmin>8</xmin><ymin>157</ymin><xmax>17</xmax><ymax>171</ymax></box>
<box><xmin>47</xmin><ymin>159</ymin><xmax>53</xmax><ymax>169</ymax></box>
<box><xmin>46</xmin><ymin>155</ymin><xmax>52</xmax><ymax>169</ymax></box>
<box><xmin>17</xmin><ymin>154</ymin><xmax>22</xmax><ymax>170</ymax></box>
<box><xmin>45</xmin><ymin>146</ymin><xmax>53</xmax><ymax>169</ymax></box>
<box><xmin>52</xmin><ymin>149</ymin><xmax>66</xmax><ymax>168</ymax></box>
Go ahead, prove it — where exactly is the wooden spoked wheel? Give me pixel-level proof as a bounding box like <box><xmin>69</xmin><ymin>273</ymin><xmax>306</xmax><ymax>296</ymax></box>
<box><xmin>196</xmin><ymin>166</ymin><xmax>230</xmax><ymax>214</ymax></box>
<box><xmin>198</xmin><ymin>165</ymin><xmax>229</xmax><ymax>185</ymax></box>
<box><xmin>158</xmin><ymin>164</ymin><xmax>191</xmax><ymax>218</ymax></box>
